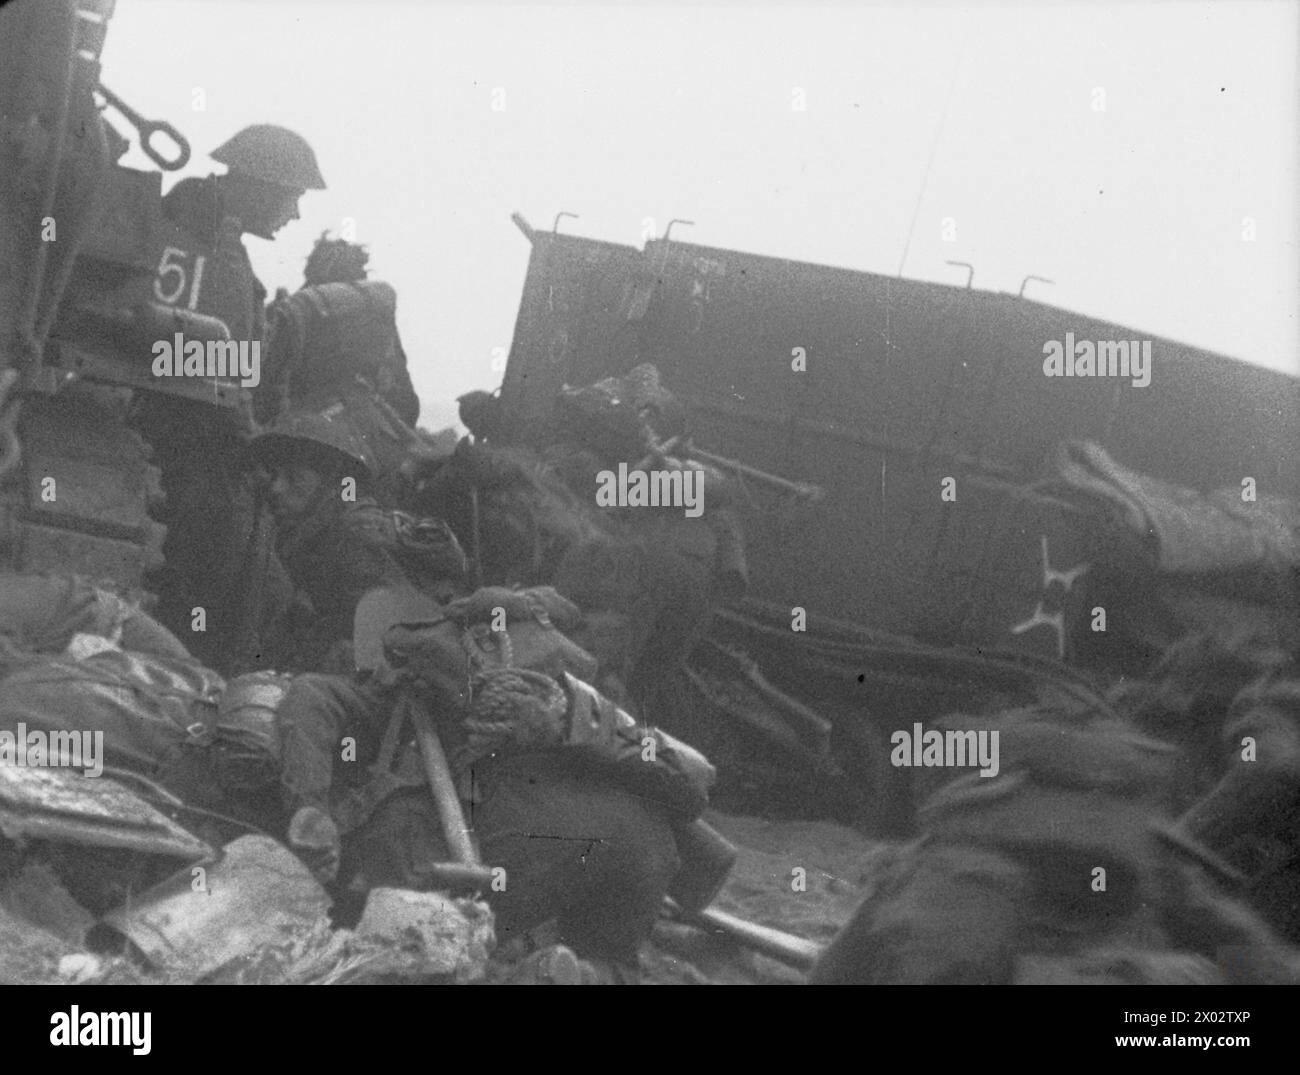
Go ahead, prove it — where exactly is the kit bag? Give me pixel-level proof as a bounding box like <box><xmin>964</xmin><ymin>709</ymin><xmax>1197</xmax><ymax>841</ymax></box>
<box><xmin>380</xmin><ymin>585</ymin><xmax>598</xmax><ymax>706</ymax></box>
<box><xmin>0</xmin><ymin>648</ymin><xmax>223</xmax><ymax>776</ymax></box>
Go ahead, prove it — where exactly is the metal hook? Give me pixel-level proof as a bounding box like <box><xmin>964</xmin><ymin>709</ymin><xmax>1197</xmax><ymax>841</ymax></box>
<box><xmin>552</xmin><ymin>211</ymin><xmax>579</xmax><ymax>234</ymax></box>
<box><xmin>95</xmin><ymin>83</ymin><xmax>190</xmax><ymax>171</ymax></box>
<box><xmin>945</xmin><ymin>261</ymin><xmax>975</xmax><ymax>289</ymax></box>
<box><xmin>1018</xmin><ymin>274</ymin><xmax>1054</xmax><ymax>299</ymax></box>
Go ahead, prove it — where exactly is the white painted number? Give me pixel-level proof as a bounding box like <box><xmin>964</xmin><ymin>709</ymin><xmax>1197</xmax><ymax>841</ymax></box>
<box><xmin>188</xmin><ymin>255</ymin><xmax>206</xmax><ymax>309</ymax></box>
<box><xmin>154</xmin><ymin>246</ymin><xmax>206</xmax><ymax>309</ymax></box>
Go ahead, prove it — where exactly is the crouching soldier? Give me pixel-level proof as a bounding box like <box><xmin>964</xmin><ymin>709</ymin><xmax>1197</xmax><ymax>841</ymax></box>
<box><xmin>246</xmin><ymin>407</ymin><xmax>467</xmax><ymax>672</ymax></box>
<box><xmin>810</xmin><ymin>702</ymin><xmax>1295</xmax><ymax>985</ymax></box>
<box><xmin>274</xmin><ymin>584</ymin><xmax>722</xmax><ymax>977</ymax></box>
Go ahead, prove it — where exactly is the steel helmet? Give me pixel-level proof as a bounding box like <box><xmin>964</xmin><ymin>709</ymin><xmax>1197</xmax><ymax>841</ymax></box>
<box><xmin>211</xmin><ymin>124</ymin><xmax>326</xmax><ymax>190</ymax></box>
<box><xmin>248</xmin><ymin>405</ymin><xmax>376</xmax><ymax>480</ymax></box>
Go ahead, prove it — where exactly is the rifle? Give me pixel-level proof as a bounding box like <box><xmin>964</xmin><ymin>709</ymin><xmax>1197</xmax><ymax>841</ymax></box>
<box><xmin>635</xmin><ymin>433</ymin><xmax>824</xmax><ymax>503</ymax></box>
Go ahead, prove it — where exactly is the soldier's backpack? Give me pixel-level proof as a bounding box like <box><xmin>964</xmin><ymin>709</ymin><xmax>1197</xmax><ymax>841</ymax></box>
<box><xmin>266</xmin><ymin>281</ymin><xmax>404</xmax><ymax>411</ymax></box>
<box><xmin>450</xmin><ymin>667</ymin><xmax>716</xmax><ymax>821</ymax></box>
<box><xmin>378</xmin><ymin>585</ymin><xmax>599</xmax><ymax>707</ymax></box>
<box><xmin>355</xmin><ymin>586</ymin><xmax>716</xmax><ymax>822</ymax></box>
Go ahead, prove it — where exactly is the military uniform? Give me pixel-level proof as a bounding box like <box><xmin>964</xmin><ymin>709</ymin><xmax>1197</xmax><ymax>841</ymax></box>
<box><xmin>273</xmin><ymin>588</ymin><xmax>712</xmax><ymax>969</ymax></box>
<box><xmin>133</xmin><ymin>126</ymin><xmax>325</xmax><ymax>673</ymax></box>
<box><xmin>811</xmin><ymin>704</ymin><xmax>1290</xmax><ymax>984</ymax></box>
<box><xmin>274</xmin><ymin>669</ymin><xmax>690</xmax><ymax>968</ymax></box>
<box><xmin>1180</xmin><ymin>671</ymin><xmax>1300</xmax><ymax>941</ymax></box>
<box><xmin>268</xmin><ymin>496</ymin><xmax>465</xmax><ymax>673</ymax></box>
<box><xmin>248</xmin><ymin>404</ymin><xmax>467</xmax><ymax>672</ymax></box>
<box><xmin>259</xmin><ymin>279</ymin><xmax>419</xmax><ymax>427</ymax></box>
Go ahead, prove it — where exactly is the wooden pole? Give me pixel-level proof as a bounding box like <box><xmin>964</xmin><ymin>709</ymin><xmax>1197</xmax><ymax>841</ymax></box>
<box><xmin>663</xmin><ymin>897</ymin><xmax>822</xmax><ymax>971</ymax></box>
<box><xmin>407</xmin><ymin>697</ymin><xmax>481</xmax><ymax>868</ymax></box>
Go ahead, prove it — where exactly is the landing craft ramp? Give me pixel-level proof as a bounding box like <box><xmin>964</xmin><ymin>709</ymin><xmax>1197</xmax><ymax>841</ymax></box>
<box><xmin>497</xmin><ymin>220</ymin><xmax>1299</xmax><ymax>665</ymax></box>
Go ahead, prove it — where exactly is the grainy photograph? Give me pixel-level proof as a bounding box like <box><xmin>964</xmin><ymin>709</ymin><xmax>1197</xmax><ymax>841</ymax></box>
<box><xmin>0</xmin><ymin>0</ymin><xmax>1297</xmax><ymax>1024</ymax></box>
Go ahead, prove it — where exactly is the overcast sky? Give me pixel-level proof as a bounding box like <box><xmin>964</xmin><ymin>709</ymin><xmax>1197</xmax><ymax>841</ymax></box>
<box><xmin>101</xmin><ymin>0</ymin><xmax>1298</xmax><ymax>431</ymax></box>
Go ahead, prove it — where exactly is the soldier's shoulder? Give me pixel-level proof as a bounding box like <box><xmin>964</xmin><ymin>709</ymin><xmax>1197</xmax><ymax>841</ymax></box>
<box><xmin>161</xmin><ymin>176</ymin><xmax>221</xmax><ymax>239</ymax></box>
<box><xmin>339</xmin><ymin>501</ymin><xmax>399</xmax><ymax>543</ymax></box>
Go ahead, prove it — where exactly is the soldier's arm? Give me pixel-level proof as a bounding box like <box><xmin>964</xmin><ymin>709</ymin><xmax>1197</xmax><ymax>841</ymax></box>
<box><xmin>385</xmin><ymin>333</ymin><xmax>421</xmax><ymax>426</ymax></box>
<box><xmin>331</xmin><ymin>511</ymin><xmax>416</xmax><ymax>607</ymax></box>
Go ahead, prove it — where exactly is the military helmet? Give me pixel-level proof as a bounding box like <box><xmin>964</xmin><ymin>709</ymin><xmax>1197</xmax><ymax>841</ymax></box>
<box><xmin>211</xmin><ymin>125</ymin><xmax>326</xmax><ymax>190</ymax></box>
<box><xmin>248</xmin><ymin>405</ymin><xmax>376</xmax><ymax>480</ymax></box>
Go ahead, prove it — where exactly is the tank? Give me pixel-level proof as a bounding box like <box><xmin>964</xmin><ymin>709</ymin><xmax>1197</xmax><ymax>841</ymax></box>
<box><xmin>0</xmin><ymin>0</ymin><xmax>252</xmax><ymax>635</ymax></box>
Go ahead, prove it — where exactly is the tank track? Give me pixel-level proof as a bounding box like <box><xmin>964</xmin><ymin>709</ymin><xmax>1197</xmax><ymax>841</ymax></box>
<box><xmin>1</xmin><ymin>383</ymin><xmax>166</xmax><ymax>602</ymax></box>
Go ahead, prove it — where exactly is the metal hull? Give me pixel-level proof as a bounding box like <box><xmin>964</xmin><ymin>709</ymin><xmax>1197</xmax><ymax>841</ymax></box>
<box><xmin>498</xmin><ymin>226</ymin><xmax>1299</xmax><ymax>664</ymax></box>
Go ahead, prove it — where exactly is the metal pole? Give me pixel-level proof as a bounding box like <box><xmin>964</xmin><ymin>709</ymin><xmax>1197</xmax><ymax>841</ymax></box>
<box><xmin>408</xmin><ymin>697</ymin><xmax>481</xmax><ymax>867</ymax></box>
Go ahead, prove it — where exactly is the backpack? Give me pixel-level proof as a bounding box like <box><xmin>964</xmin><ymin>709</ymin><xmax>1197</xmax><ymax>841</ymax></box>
<box><xmin>272</xmin><ymin>281</ymin><xmax>401</xmax><ymax>395</ymax></box>
<box><xmin>379</xmin><ymin>586</ymin><xmax>598</xmax><ymax>707</ymax></box>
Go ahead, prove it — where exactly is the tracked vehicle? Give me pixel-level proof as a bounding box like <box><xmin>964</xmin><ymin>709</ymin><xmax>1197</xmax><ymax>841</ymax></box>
<box><xmin>1</xmin><ymin>0</ymin><xmax>247</xmax><ymax>611</ymax></box>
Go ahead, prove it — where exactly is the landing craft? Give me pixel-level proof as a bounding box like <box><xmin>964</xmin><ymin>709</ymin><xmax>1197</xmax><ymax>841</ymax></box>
<box><xmin>496</xmin><ymin>216</ymin><xmax>1298</xmax><ymax>652</ymax></box>
<box><xmin>493</xmin><ymin>216</ymin><xmax>1299</xmax><ymax>803</ymax></box>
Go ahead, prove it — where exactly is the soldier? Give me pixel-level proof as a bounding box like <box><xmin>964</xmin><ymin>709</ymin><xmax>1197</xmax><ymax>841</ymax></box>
<box><xmin>134</xmin><ymin>125</ymin><xmax>327</xmax><ymax>672</ymax></box>
<box><xmin>256</xmin><ymin>234</ymin><xmax>424</xmax><ymax>506</ymax></box>
<box><xmin>810</xmin><ymin>701</ymin><xmax>1295</xmax><ymax>984</ymax></box>
<box><xmin>267</xmin><ymin>231</ymin><xmax>420</xmax><ymax>425</ymax></box>
<box><xmin>247</xmin><ymin>406</ymin><xmax>466</xmax><ymax>673</ymax></box>
<box><xmin>272</xmin><ymin>587</ymin><xmax>712</xmax><ymax>978</ymax></box>
<box><xmin>160</xmin><ymin>124</ymin><xmax>325</xmax><ymax>339</ymax></box>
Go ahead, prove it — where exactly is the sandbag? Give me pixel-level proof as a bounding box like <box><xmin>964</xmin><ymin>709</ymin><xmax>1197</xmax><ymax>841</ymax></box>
<box><xmin>0</xmin><ymin>648</ymin><xmax>223</xmax><ymax>777</ymax></box>
<box><xmin>0</xmin><ymin>573</ymin><xmax>190</xmax><ymax>662</ymax></box>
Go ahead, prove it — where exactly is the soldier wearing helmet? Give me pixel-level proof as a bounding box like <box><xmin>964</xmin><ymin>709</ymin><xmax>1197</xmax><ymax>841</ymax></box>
<box><xmin>249</xmin><ymin>404</ymin><xmax>467</xmax><ymax>673</ymax></box>
<box><xmin>159</xmin><ymin>124</ymin><xmax>326</xmax><ymax>341</ymax></box>
<box><xmin>173</xmin><ymin>124</ymin><xmax>326</xmax><ymax>239</ymax></box>
<box><xmin>210</xmin><ymin>124</ymin><xmax>325</xmax><ymax>237</ymax></box>
<box><xmin>135</xmin><ymin>126</ymin><xmax>326</xmax><ymax>673</ymax></box>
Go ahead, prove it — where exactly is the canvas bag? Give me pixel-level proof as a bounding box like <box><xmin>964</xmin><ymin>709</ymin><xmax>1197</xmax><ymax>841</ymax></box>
<box><xmin>380</xmin><ymin>585</ymin><xmax>598</xmax><ymax>707</ymax></box>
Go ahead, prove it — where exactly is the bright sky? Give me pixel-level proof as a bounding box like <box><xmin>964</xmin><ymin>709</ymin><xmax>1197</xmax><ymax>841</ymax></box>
<box><xmin>101</xmin><ymin>0</ymin><xmax>1299</xmax><ymax>431</ymax></box>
